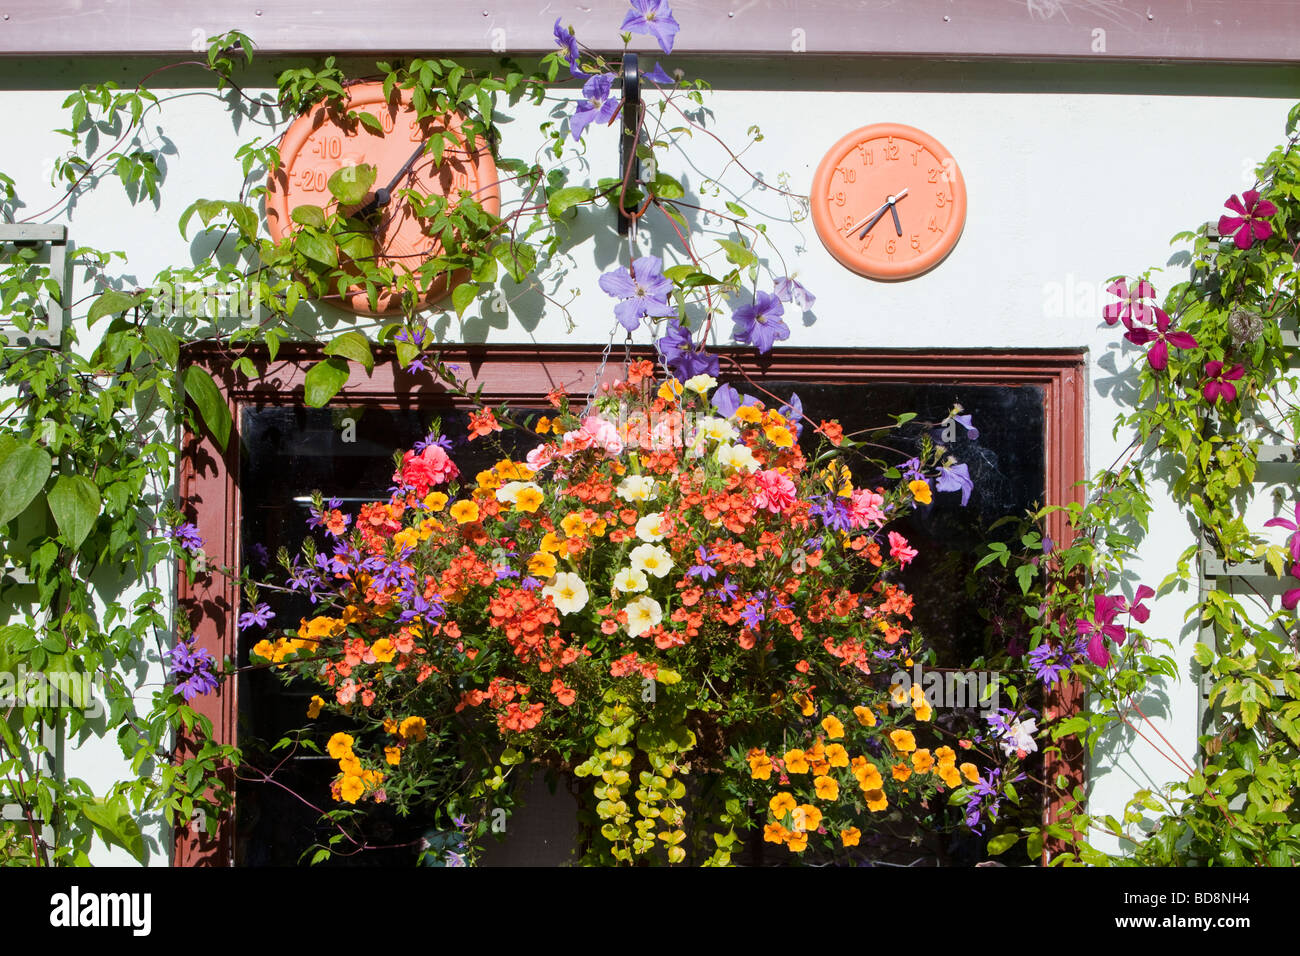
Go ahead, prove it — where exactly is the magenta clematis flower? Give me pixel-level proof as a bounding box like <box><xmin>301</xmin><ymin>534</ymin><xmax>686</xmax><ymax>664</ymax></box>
<box><xmin>1077</xmin><ymin>594</ymin><xmax>1128</xmax><ymax>667</ymax></box>
<box><xmin>1218</xmin><ymin>190</ymin><xmax>1276</xmax><ymax>250</ymax></box>
<box><xmin>1103</xmin><ymin>278</ymin><xmax>1157</xmax><ymax>329</ymax></box>
<box><xmin>1123</xmin><ymin>309</ymin><xmax>1198</xmax><ymax>370</ymax></box>
<box><xmin>1202</xmin><ymin>361</ymin><xmax>1246</xmax><ymax>403</ymax></box>
<box><xmin>1284</xmin><ymin>564</ymin><xmax>1300</xmax><ymax>611</ymax></box>
<box><xmin>1128</xmin><ymin>585</ymin><xmax>1155</xmax><ymax>624</ymax></box>
<box><xmin>1265</xmin><ymin>501</ymin><xmax>1300</xmax><ymax>563</ymax></box>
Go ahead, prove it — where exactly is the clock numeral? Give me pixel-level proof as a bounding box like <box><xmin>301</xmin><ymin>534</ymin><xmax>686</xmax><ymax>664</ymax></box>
<box><xmin>910</xmin><ymin>233</ymin><xmax>921</xmax><ymax>251</ymax></box>
<box><xmin>885</xmin><ymin>238</ymin><xmax>897</xmax><ymax>255</ymax></box>
<box><xmin>935</xmin><ymin>191</ymin><xmax>947</xmax><ymax>207</ymax></box>
<box><xmin>883</xmin><ymin>136</ymin><xmax>900</xmax><ymax>161</ymax></box>
<box><xmin>311</xmin><ymin>135</ymin><xmax>343</xmax><ymax>160</ymax></box>
<box><xmin>830</xmin><ymin>190</ymin><xmax>847</xmax><ymax>207</ymax></box>
<box><xmin>855</xmin><ymin>142</ymin><xmax>873</xmax><ymax>165</ymax></box>
<box><xmin>911</xmin><ymin>146</ymin><xmax>923</xmax><ymax>166</ymax></box>
<box><xmin>409</xmin><ymin>118</ymin><xmax>426</xmax><ymax>141</ymax></box>
<box><xmin>835</xmin><ymin>165</ymin><xmax>856</xmax><ymax>183</ymax></box>
<box><xmin>927</xmin><ymin>167</ymin><xmax>941</xmax><ymax>183</ymax></box>
<box><xmin>842</xmin><ymin>214</ymin><xmax>855</xmax><ymax>231</ymax></box>
<box><xmin>454</xmin><ymin>172</ymin><xmax>470</xmax><ymax>192</ymax></box>
<box><xmin>296</xmin><ymin>167</ymin><xmax>328</xmax><ymax>191</ymax></box>
<box><xmin>861</xmin><ymin>232</ymin><xmax>874</xmax><ymax>249</ymax></box>
<box><xmin>927</xmin><ymin>216</ymin><xmax>945</xmax><ymax>234</ymax></box>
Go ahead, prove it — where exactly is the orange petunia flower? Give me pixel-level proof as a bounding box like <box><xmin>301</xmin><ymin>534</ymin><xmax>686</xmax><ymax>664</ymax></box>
<box><xmin>814</xmin><ymin>775</ymin><xmax>840</xmax><ymax>800</ymax></box>
<box><xmin>911</xmin><ymin>748</ymin><xmax>935</xmax><ymax>774</ymax></box>
<box><xmin>769</xmin><ymin>792</ymin><xmax>797</xmax><ymax>818</ymax></box>
<box><xmin>820</xmin><ymin>715</ymin><xmax>845</xmax><ymax>739</ymax></box>
<box><xmin>889</xmin><ymin>729</ymin><xmax>917</xmax><ymax>753</ymax></box>
<box><xmin>840</xmin><ymin>826</ymin><xmax>861</xmax><ymax>847</ymax></box>
<box><xmin>784</xmin><ymin>749</ymin><xmax>810</xmax><ymax>774</ymax></box>
<box><xmin>853</xmin><ymin>705</ymin><xmax>877</xmax><ymax>727</ymax></box>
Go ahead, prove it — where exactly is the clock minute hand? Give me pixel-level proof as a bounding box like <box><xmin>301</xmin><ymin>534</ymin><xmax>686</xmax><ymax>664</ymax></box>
<box><xmin>853</xmin><ymin>201</ymin><xmax>890</xmax><ymax>240</ymax></box>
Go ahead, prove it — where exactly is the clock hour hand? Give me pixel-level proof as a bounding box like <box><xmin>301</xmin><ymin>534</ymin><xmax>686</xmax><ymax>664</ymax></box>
<box><xmin>890</xmin><ymin>203</ymin><xmax>902</xmax><ymax>236</ymax></box>
<box><xmin>356</xmin><ymin>139</ymin><xmax>428</xmax><ymax>217</ymax></box>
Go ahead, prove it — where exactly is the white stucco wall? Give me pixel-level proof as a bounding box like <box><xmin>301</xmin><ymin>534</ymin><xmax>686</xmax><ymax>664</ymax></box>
<box><xmin>2</xmin><ymin>52</ymin><xmax>1296</xmax><ymax>863</ymax></box>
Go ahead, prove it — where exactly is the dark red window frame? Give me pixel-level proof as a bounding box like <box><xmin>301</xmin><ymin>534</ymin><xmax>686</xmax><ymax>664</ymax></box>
<box><xmin>174</xmin><ymin>342</ymin><xmax>1086</xmax><ymax>867</ymax></box>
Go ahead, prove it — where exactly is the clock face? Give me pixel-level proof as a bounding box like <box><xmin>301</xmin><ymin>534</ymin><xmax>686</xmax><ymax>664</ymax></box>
<box><xmin>810</xmin><ymin>123</ymin><xmax>966</xmax><ymax>281</ymax></box>
<box><xmin>265</xmin><ymin>81</ymin><xmax>500</xmax><ymax>315</ymax></box>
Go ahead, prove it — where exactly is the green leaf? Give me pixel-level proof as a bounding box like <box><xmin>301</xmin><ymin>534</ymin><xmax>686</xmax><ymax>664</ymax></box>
<box><xmin>327</xmin><ymin>163</ymin><xmax>377</xmax><ymax>205</ymax></box>
<box><xmin>548</xmin><ymin>186</ymin><xmax>594</xmax><ymax>219</ymax></box>
<box><xmin>47</xmin><ymin>475</ymin><xmax>101</xmax><ymax>549</ymax></box>
<box><xmin>724</xmin><ymin>200</ymin><xmax>748</xmax><ymax>218</ymax></box>
<box><xmin>323</xmin><ymin>331</ymin><xmax>375</xmax><ymax>374</ymax></box>
<box><xmin>304</xmin><ymin>357</ymin><xmax>350</xmax><ymax>408</ymax></box>
<box><xmin>0</xmin><ymin>445</ymin><xmax>52</xmax><ymax>525</ymax></box>
<box><xmin>652</xmin><ymin>173</ymin><xmax>685</xmax><ymax>200</ymax></box>
<box><xmin>716</xmin><ymin>238</ymin><xmax>756</xmax><ymax>268</ymax></box>
<box><xmin>87</xmin><ymin>290</ymin><xmax>141</xmax><ymax>326</ymax></box>
<box><xmin>182</xmin><ymin>366</ymin><xmax>232</xmax><ymax>451</ymax></box>
<box><xmin>357</xmin><ymin>112</ymin><xmax>384</xmax><ymax>135</ymax></box>
<box><xmin>296</xmin><ymin>231</ymin><xmax>338</xmax><ymax>268</ymax></box>
<box><xmin>142</xmin><ymin>325</ymin><xmax>179</xmax><ymax>366</ymax></box>
<box><xmin>452</xmin><ymin>283</ymin><xmax>478</xmax><ymax>318</ymax></box>
<box><xmin>82</xmin><ymin>795</ymin><xmax>146</xmax><ymax>863</ymax></box>
<box><xmin>290</xmin><ymin>204</ymin><xmax>328</xmax><ymax>229</ymax></box>
<box><xmin>986</xmin><ymin>832</ymin><xmax>1019</xmax><ymax>855</ymax></box>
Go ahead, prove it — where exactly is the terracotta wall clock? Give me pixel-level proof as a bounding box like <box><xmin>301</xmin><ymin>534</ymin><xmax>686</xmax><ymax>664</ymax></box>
<box><xmin>265</xmin><ymin>81</ymin><xmax>500</xmax><ymax>315</ymax></box>
<box><xmin>810</xmin><ymin>123</ymin><xmax>966</xmax><ymax>280</ymax></box>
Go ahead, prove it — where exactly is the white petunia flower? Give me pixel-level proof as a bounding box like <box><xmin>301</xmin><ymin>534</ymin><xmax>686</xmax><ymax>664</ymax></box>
<box><xmin>716</xmin><ymin>443</ymin><xmax>759</xmax><ymax>474</ymax></box>
<box><xmin>635</xmin><ymin>512</ymin><xmax>667</xmax><ymax>542</ymax></box>
<box><xmin>612</xmin><ymin>566</ymin><xmax>649</xmax><ymax>594</ymax></box>
<box><xmin>616</xmin><ymin>475</ymin><xmax>658</xmax><ymax>502</ymax></box>
<box><xmin>629</xmin><ymin>543</ymin><xmax>673</xmax><ymax>578</ymax></box>
<box><xmin>684</xmin><ymin>373</ymin><xmax>718</xmax><ymax>395</ymax></box>
<box><xmin>542</xmin><ymin>572</ymin><xmax>590</xmax><ymax>615</ymax></box>
<box><xmin>624</xmin><ymin>596</ymin><xmax>663</xmax><ymax>637</ymax></box>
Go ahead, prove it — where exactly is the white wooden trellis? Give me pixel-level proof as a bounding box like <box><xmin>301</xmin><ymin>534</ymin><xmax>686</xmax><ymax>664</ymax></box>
<box><xmin>0</xmin><ymin>222</ymin><xmax>69</xmax><ymax>347</ymax></box>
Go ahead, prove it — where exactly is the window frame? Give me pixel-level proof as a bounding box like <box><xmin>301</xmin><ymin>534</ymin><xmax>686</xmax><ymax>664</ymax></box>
<box><xmin>174</xmin><ymin>342</ymin><xmax>1086</xmax><ymax>866</ymax></box>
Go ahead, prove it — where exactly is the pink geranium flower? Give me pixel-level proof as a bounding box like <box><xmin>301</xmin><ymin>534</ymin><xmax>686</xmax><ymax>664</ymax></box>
<box><xmin>1123</xmin><ymin>309</ymin><xmax>1197</xmax><ymax>371</ymax></box>
<box><xmin>1103</xmin><ymin>278</ymin><xmax>1157</xmax><ymax>329</ymax></box>
<box><xmin>1202</xmin><ymin>361</ymin><xmax>1246</xmax><ymax>403</ymax></box>
<box><xmin>888</xmin><ymin>531</ymin><xmax>917</xmax><ymax>566</ymax></box>
<box><xmin>394</xmin><ymin>444</ymin><xmax>459</xmax><ymax>495</ymax></box>
<box><xmin>848</xmin><ymin>489</ymin><xmax>886</xmax><ymax>529</ymax></box>
<box><xmin>752</xmin><ymin>469</ymin><xmax>797</xmax><ymax>514</ymax></box>
<box><xmin>1218</xmin><ymin>190</ymin><xmax>1276</xmax><ymax>250</ymax></box>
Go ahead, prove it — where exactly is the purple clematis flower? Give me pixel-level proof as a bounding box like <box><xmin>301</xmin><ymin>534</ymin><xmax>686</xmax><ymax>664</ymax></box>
<box><xmin>621</xmin><ymin>0</ymin><xmax>681</xmax><ymax>55</ymax></box>
<box><xmin>778</xmin><ymin>393</ymin><xmax>803</xmax><ymax>439</ymax></box>
<box><xmin>657</xmin><ymin>322</ymin><xmax>719</xmax><ymax>380</ymax></box>
<box><xmin>1123</xmin><ymin>309</ymin><xmax>1197</xmax><ymax>371</ymax></box>
<box><xmin>598</xmin><ymin>255</ymin><xmax>677</xmax><ymax>332</ymax></box>
<box><xmin>711</xmin><ymin>383</ymin><xmax>742</xmax><ymax>418</ymax></box>
<box><xmin>1202</xmin><ymin>361</ymin><xmax>1246</xmax><ymax>403</ymax></box>
<box><xmin>570</xmin><ymin>72</ymin><xmax>620</xmax><ymax>141</ymax></box>
<box><xmin>553</xmin><ymin>18</ymin><xmax>585</xmax><ymax>77</ymax></box>
<box><xmin>1219</xmin><ymin>190</ymin><xmax>1276</xmax><ymax>250</ymax></box>
<box><xmin>643</xmin><ymin>61</ymin><xmax>675</xmax><ymax>85</ymax></box>
<box><xmin>936</xmin><ymin>462</ymin><xmax>973</xmax><ymax>507</ymax></box>
<box><xmin>731</xmin><ymin>291</ymin><xmax>789</xmax><ymax>354</ymax></box>
<box><xmin>774</xmin><ymin>276</ymin><xmax>815</xmax><ymax>312</ymax></box>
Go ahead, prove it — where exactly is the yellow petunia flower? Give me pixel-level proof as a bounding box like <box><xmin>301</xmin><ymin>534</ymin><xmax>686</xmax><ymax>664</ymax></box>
<box><xmin>515</xmin><ymin>486</ymin><xmax>544</xmax><ymax>513</ymax></box>
<box><xmin>764</xmin><ymin>424</ymin><xmax>794</xmax><ymax>448</ymax></box>
<box><xmin>784</xmin><ymin>749</ymin><xmax>810</xmax><ymax>774</ymax></box>
<box><xmin>864</xmin><ymin>789</ymin><xmax>889</xmax><ymax>812</ymax></box>
<box><xmin>338</xmin><ymin>753</ymin><xmax>362</xmax><ymax>777</ymax></box>
<box><xmin>327</xmin><ymin>732</ymin><xmax>354</xmax><ymax>760</ymax></box>
<box><xmin>338</xmin><ymin>775</ymin><xmax>365</xmax><ymax>804</ymax></box>
<box><xmin>422</xmin><ymin>490</ymin><xmax>449</xmax><ymax>511</ymax></box>
<box><xmin>764</xmin><ymin>822</ymin><xmax>788</xmax><ymax>844</ymax></box>
<box><xmin>889</xmin><ymin>729</ymin><xmax>917</xmax><ymax>753</ymax></box>
<box><xmin>935</xmin><ymin>746</ymin><xmax>957</xmax><ymax>767</ymax></box>
<box><xmin>449</xmin><ymin>500</ymin><xmax>480</xmax><ymax>524</ymax></box>
<box><xmin>528</xmin><ymin>552</ymin><xmax>558</xmax><ymax>578</ymax></box>
<box><xmin>561</xmin><ymin>512</ymin><xmax>588</xmax><ymax>538</ymax></box>
<box><xmin>960</xmin><ymin>762</ymin><xmax>981</xmax><ymax>784</ymax></box>
<box><xmin>892</xmin><ymin>762</ymin><xmax>912</xmax><ymax>782</ymax></box>
<box><xmin>736</xmin><ymin>405</ymin><xmax>762</xmax><ymax>424</ymax></box>
<box><xmin>913</xmin><ymin>700</ymin><xmax>934</xmax><ymax>722</ymax></box>
<box><xmin>371</xmin><ymin>638</ymin><xmax>396</xmax><ymax>663</ymax></box>
<box><xmin>792</xmin><ymin>804</ymin><xmax>822</xmax><ymax>832</ymax></box>
<box><xmin>814</xmin><ymin>775</ymin><xmax>840</xmax><ymax>801</ymax></box>
<box><xmin>820</xmin><ymin>715</ymin><xmax>845</xmax><ymax>739</ymax></box>
<box><xmin>785</xmin><ymin>830</ymin><xmax>809</xmax><ymax>852</ymax></box>
<box><xmin>384</xmin><ymin>746</ymin><xmax>401</xmax><ymax>766</ymax></box>
<box><xmin>540</xmin><ymin>532</ymin><xmax>565</xmax><ymax>554</ymax></box>
<box><xmin>307</xmin><ymin>695</ymin><xmax>324</xmax><ymax>719</ymax></box>
<box><xmin>841</xmin><ymin>827</ymin><xmax>862</xmax><ymax>848</ymax></box>
<box><xmin>853</xmin><ymin>705</ymin><xmax>877</xmax><ymax>727</ymax></box>
<box><xmin>399</xmin><ymin>716</ymin><xmax>428</xmax><ymax>742</ymax></box>
<box><xmin>908</xmin><ymin>479</ymin><xmax>932</xmax><ymax>505</ymax></box>
<box><xmin>939</xmin><ymin>764</ymin><xmax>962</xmax><ymax>788</ymax></box>
<box><xmin>825</xmin><ymin>743</ymin><xmax>850</xmax><ymax>768</ymax></box>
<box><xmin>657</xmin><ymin>379</ymin><xmax>684</xmax><ymax>402</ymax></box>
<box><xmin>769</xmin><ymin>792</ymin><xmax>797</xmax><ymax>818</ymax></box>
<box><xmin>911</xmin><ymin>749</ymin><xmax>935</xmax><ymax>774</ymax></box>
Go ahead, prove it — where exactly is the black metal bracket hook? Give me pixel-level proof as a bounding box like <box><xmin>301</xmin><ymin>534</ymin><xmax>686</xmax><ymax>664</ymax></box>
<box><xmin>617</xmin><ymin>53</ymin><xmax>641</xmax><ymax>236</ymax></box>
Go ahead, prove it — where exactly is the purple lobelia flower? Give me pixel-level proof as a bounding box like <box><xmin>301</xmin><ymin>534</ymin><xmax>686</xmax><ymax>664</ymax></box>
<box><xmin>778</xmin><ymin>393</ymin><xmax>803</xmax><ymax>439</ymax></box>
<box><xmin>171</xmin><ymin>522</ymin><xmax>203</xmax><ymax>554</ymax></box>
<box><xmin>166</xmin><ymin>637</ymin><xmax>219</xmax><ymax>702</ymax></box>
<box><xmin>685</xmin><ymin>546</ymin><xmax>718</xmax><ymax>581</ymax></box>
<box><xmin>570</xmin><ymin>72</ymin><xmax>620</xmax><ymax>141</ymax></box>
<box><xmin>599</xmin><ymin>255</ymin><xmax>677</xmax><ymax>332</ymax></box>
<box><xmin>657</xmin><ymin>322</ymin><xmax>719</xmax><ymax>380</ymax></box>
<box><xmin>730</xmin><ymin>291</ymin><xmax>789</xmax><ymax>354</ymax></box>
<box><xmin>621</xmin><ymin>0</ymin><xmax>681</xmax><ymax>55</ymax></box>
<box><xmin>237</xmin><ymin>603</ymin><xmax>275</xmax><ymax>631</ymax></box>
